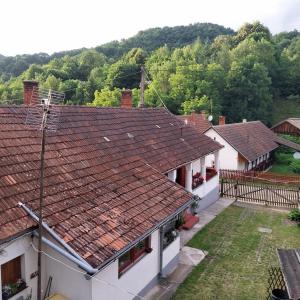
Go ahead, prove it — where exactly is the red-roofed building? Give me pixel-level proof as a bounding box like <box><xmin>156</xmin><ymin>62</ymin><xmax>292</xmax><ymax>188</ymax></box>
<box><xmin>177</xmin><ymin>111</ymin><xmax>212</xmax><ymax>133</ymax></box>
<box><xmin>204</xmin><ymin>117</ymin><xmax>300</xmax><ymax>171</ymax></box>
<box><xmin>0</xmin><ymin>83</ymin><xmax>223</xmax><ymax>300</ymax></box>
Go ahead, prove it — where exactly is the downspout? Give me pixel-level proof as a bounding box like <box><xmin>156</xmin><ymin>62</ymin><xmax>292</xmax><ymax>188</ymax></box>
<box><xmin>158</xmin><ymin>226</ymin><xmax>164</xmax><ymax>278</ymax></box>
<box><xmin>33</xmin><ymin>231</ymin><xmax>98</xmax><ymax>275</ymax></box>
<box><xmin>19</xmin><ymin>202</ymin><xmax>87</xmax><ymax>265</ymax></box>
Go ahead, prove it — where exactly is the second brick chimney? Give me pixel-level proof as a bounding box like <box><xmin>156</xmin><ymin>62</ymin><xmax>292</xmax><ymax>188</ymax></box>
<box><xmin>23</xmin><ymin>80</ymin><xmax>39</xmax><ymax>105</ymax></box>
<box><xmin>121</xmin><ymin>90</ymin><xmax>132</xmax><ymax>108</ymax></box>
<box><xmin>219</xmin><ymin>116</ymin><xmax>226</xmax><ymax>125</ymax></box>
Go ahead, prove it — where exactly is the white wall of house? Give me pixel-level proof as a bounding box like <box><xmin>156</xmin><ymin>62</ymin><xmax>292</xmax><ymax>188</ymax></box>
<box><xmin>205</xmin><ymin>128</ymin><xmax>239</xmax><ymax>170</ymax></box>
<box><xmin>0</xmin><ymin>235</ymin><xmax>39</xmax><ymax>300</ymax></box>
<box><xmin>92</xmin><ymin>230</ymin><xmax>160</xmax><ymax>300</ymax></box>
<box><xmin>31</xmin><ymin>227</ymin><xmax>180</xmax><ymax>300</ymax></box>
<box><xmin>162</xmin><ymin>235</ymin><xmax>180</xmax><ymax>271</ymax></box>
<box><xmin>43</xmin><ymin>242</ymin><xmax>92</xmax><ymax>300</ymax></box>
<box><xmin>192</xmin><ymin>173</ymin><xmax>219</xmax><ymax>198</ymax></box>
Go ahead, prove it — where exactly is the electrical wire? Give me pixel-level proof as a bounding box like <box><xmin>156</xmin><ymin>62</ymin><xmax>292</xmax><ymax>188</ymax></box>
<box><xmin>30</xmin><ymin>242</ymin><xmax>145</xmax><ymax>300</ymax></box>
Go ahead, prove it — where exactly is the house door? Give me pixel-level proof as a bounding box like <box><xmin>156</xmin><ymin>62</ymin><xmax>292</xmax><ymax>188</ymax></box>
<box><xmin>176</xmin><ymin>166</ymin><xmax>186</xmax><ymax>188</ymax></box>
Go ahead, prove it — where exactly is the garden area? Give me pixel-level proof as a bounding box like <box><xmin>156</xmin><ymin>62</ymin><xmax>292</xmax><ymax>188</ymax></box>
<box><xmin>172</xmin><ymin>205</ymin><xmax>300</xmax><ymax>300</ymax></box>
<box><xmin>269</xmin><ymin>134</ymin><xmax>300</xmax><ymax>175</ymax></box>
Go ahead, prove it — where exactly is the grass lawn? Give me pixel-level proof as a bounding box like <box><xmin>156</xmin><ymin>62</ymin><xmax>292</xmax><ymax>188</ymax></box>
<box><xmin>268</xmin><ymin>163</ymin><xmax>297</xmax><ymax>175</ymax></box>
<box><xmin>172</xmin><ymin>205</ymin><xmax>300</xmax><ymax>300</ymax></box>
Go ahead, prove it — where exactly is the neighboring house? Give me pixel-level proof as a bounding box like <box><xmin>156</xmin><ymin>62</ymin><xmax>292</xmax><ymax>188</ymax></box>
<box><xmin>204</xmin><ymin>117</ymin><xmax>300</xmax><ymax>171</ymax></box>
<box><xmin>271</xmin><ymin>118</ymin><xmax>300</xmax><ymax>137</ymax></box>
<box><xmin>0</xmin><ymin>82</ymin><xmax>222</xmax><ymax>300</ymax></box>
<box><xmin>177</xmin><ymin>111</ymin><xmax>212</xmax><ymax>133</ymax></box>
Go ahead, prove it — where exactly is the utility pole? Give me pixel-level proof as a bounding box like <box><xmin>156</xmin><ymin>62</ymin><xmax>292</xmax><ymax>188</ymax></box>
<box><xmin>139</xmin><ymin>66</ymin><xmax>145</xmax><ymax>108</ymax></box>
<box><xmin>37</xmin><ymin>91</ymin><xmax>51</xmax><ymax>300</ymax></box>
<box><xmin>25</xmin><ymin>88</ymin><xmax>64</xmax><ymax>300</ymax></box>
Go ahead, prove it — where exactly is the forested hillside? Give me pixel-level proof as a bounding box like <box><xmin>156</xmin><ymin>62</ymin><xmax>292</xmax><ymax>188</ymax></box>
<box><xmin>0</xmin><ymin>23</ymin><xmax>232</xmax><ymax>79</ymax></box>
<box><xmin>0</xmin><ymin>21</ymin><xmax>299</xmax><ymax>125</ymax></box>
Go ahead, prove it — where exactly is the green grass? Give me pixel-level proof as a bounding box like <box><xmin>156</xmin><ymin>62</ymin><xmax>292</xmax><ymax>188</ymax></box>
<box><xmin>172</xmin><ymin>205</ymin><xmax>300</xmax><ymax>300</ymax></box>
<box><xmin>268</xmin><ymin>163</ymin><xmax>297</xmax><ymax>175</ymax></box>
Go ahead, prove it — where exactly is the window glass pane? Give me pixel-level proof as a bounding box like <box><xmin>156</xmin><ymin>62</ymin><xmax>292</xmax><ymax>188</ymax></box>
<box><xmin>119</xmin><ymin>251</ymin><xmax>131</xmax><ymax>270</ymax></box>
<box><xmin>135</xmin><ymin>240</ymin><xmax>146</xmax><ymax>252</ymax></box>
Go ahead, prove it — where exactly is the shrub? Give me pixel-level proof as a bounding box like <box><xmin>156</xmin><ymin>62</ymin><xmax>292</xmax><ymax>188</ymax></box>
<box><xmin>274</xmin><ymin>152</ymin><xmax>293</xmax><ymax>165</ymax></box>
<box><xmin>290</xmin><ymin>160</ymin><xmax>300</xmax><ymax>174</ymax></box>
<box><xmin>288</xmin><ymin>209</ymin><xmax>300</xmax><ymax>222</ymax></box>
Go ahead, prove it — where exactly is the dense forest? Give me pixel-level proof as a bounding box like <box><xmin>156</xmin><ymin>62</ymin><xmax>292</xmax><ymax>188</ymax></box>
<box><xmin>0</xmin><ymin>22</ymin><xmax>299</xmax><ymax>125</ymax></box>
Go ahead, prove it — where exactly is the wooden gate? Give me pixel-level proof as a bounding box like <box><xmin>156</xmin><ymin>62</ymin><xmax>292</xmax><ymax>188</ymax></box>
<box><xmin>220</xmin><ymin>179</ymin><xmax>300</xmax><ymax>209</ymax></box>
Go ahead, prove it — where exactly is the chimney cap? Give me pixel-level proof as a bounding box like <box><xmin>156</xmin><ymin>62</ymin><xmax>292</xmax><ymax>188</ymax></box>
<box><xmin>23</xmin><ymin>80</ymin><xmax>39</xmax><ymax>85</ymax></box>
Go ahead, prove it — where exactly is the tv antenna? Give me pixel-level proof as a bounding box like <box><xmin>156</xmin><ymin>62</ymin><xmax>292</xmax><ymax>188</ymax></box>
<box><xmin>25</xmin><ymin>87</ymin><xmax>65</xmax><ymax>300</ymax></box>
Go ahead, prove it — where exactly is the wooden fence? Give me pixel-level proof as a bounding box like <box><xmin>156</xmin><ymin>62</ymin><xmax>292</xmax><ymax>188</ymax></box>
<box><xmin>220</xmin><ymin>179</ymin><xmax>300</xmax><ymax>208</ymax></box>
<box><xmin>220</xmin><ymin>169</ymin><xmax>300</xmax><ymax>185</ymax></box>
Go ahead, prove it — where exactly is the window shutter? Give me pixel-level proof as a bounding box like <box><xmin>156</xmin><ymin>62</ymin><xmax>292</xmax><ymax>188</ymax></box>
<box><xmin>1</xmin><ymin>256</ymin><xmax>21</xmax><ymax>286</ymax></box>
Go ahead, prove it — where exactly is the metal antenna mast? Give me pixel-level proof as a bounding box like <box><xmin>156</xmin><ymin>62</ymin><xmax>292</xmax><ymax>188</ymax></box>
<box><xmin>26</xmin><ymin>87</ymin><xmax>64</xmax><ymax>300</ymax></box>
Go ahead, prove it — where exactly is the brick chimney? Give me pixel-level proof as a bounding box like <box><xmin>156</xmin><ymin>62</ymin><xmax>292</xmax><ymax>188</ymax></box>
<box><xmin>121</xmin><ymin>90</ymin><xmax>132</xmax><ymax>108</ymax></box>
<box><xmin>191</xmin><ymin>111</ymin><xmax>196</xmax><ymax>122</ymax></box>
<box><xmin>23</xmin><ymin>80</ymin><xmax>38</xmax><ymax>105</ymax></box>
<box><xmin>219</xmin><ymin>116</ymin><xmax>226</xmax><ymax>125</ymax></box>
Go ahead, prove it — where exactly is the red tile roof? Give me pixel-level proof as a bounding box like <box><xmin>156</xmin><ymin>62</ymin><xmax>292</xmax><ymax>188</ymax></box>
<box><xmin>177</xmin><ymin>112</ymin><xmax>212</xmax><ymax>133</ymax></box>
<box><xmin>0</xmin><ymin>106</ymin><xmax>221</xmax><ymax>268</ymax></box>
<box><xmin>212</xmin><ymin>121</ymin><xmax>279</xmax><ymax>162</ymax></box>
<box><xmin>211</xmin><ymin>121</ymin><xmax>300</xmax><ymax>162</ymax></box>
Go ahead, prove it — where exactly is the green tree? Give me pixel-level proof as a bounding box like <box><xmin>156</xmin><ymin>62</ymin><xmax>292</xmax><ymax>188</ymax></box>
<box><xmin>224</xmin><ymin>56</ymin><xmax>272</xmax><ymax>123</ymax></box>
<box><xmin>92</xmin><ymin>87</ymin><xmax>121</xmax><ymax>107</ymax></box>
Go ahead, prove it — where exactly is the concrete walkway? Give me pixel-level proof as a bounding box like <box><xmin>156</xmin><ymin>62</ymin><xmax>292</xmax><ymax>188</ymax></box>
<box><xmin>144</xmin><ymin>198</ymin><xmax>234</xmax><ymax>300</ymax></box>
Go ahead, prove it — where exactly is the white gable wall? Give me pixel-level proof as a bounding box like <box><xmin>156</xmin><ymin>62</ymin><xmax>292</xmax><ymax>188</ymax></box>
<box><xmin>205</xmin><ymin>128</ymin><xmax>240</xmax><ymax>170</ymax></box>
<box><xmin>44</xmin><ymin>242</ymin><xmax>92</xmax><ymax>300</ymax></box>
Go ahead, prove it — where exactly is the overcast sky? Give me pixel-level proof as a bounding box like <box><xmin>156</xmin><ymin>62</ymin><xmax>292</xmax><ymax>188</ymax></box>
<box><xmin>1</xmin><ymin>0</ymin><xmax>299</xmax><ymax>56</ymax></box>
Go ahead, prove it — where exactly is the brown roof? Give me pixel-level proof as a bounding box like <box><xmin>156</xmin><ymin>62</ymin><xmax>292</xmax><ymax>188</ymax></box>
<box><xmin>177</xmin><ymin>112</ymin><xmax>212</xmax><ymax>133</ymax></box>
<box><xmin>212</xmin><ymin>121</ymin><xmax>279</xmax><ymax>162</ymax></box>
<box><xmin>272</xmin><ymin>118</ymin><xmax>300</xmax><ymax>131</ymax></box>
<box><xmin>0</xmin><ymin>106</ymin><xmax>221</xmax><ymax>268</ymax></box>
<box><xmin>276</xmin><ymin>136</ymin><xmax>300</xmax><ymax>152</ymax></box>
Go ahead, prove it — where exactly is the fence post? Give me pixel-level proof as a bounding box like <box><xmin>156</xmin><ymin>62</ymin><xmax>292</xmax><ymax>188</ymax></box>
<box><xmin>298</xmin><ymin>187</ymin><xmax>300</xmax><ymax>211</ymax></box>
<box><xmin>220</xmin><ymin>178</ymin><xmax>224</xmax><ymax>197</ymax></box>
<box><xmin>235</xmin><ymin>180</ymin><xmax>238</xmax><ymax>201</ymax></box>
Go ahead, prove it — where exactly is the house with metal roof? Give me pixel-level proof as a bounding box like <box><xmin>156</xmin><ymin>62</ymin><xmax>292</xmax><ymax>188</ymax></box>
<box><xmin>0</xmin><ymin>82</ymin><xmax>222</xmax><ymax>300</ymax></box>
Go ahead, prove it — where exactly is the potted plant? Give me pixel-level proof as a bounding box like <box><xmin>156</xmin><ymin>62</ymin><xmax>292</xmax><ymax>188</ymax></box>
<box><xmin>2</xmin><ymin>279</ymin><xmax>26</xmax><ymax>300</ymax></box>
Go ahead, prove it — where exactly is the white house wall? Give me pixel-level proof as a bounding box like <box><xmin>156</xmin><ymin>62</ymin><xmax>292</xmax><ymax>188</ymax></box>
<box><xmin>162</xmin><ymin>235</ymin><xmax>180</xmax><ymax>274</ymax></box>
<box><xmin>92</xmin><ymin>230</ymin><xmax>160</xmax><ymax>300</ymax></box>
<box><xmin>205</xmin><ymin>128</ymin><xmax>239</xmax><ymax>170</ymax></box>
<box><xmin>38</xmin><ymin>228</ymin><xmax>180</xmax><ymax>300</ymax></box>
<box><xmin>0</xmin><ymin>235</ymin><xmax>39</xmax><ymax>300</ymax></box>
<box><xmin>43</xmin><ymin>242</ymin><xmax>92</xmax><ymax>300</ymax></box>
